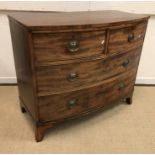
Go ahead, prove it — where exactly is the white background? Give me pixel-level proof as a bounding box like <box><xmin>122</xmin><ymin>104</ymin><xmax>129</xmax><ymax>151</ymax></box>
<box><xmin>0</xmin><ymin>1</ymin><xmax>155</xmax><ymax>84</ymax></box>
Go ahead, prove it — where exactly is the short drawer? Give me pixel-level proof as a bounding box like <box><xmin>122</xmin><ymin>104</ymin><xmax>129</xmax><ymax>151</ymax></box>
<box><xmin>36</xmin><ymin>47</ymin><xmax>141</xmax><ymax>96</ymax></box>
<box><xmin>33</xmin><ymin>30</ymin><xmax>106</xmax><ymax>63</ymax></box>
<box><xmin>38</xmin><ymin>70</ymin><xmax>135</xmax><ymax>122</ymax></box>
<box><xmin>108</xmin><ymin>22</ymin><xmax>147</xmax><ymax>55</ymax></box>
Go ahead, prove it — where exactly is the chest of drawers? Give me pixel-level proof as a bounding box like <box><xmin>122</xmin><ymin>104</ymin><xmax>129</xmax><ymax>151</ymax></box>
<box><xmin>5</xmin><ymin>10</ymin><xmax>149</xmax><ymax>142</ymax></box>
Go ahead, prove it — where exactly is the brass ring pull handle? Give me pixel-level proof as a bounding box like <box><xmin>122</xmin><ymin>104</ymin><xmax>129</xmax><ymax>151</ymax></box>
<box><xmin>128</xmin><ymin>33</ymin><xmax>134</xmax><ymax>42</ymax></box>
<box><xmin>68</xmin><ymin>99</ymin><xmax>77</xmax><ymax>109</ymax></box>
<box><xmin>122</xmin><ymin>59</ymin><xmax>130</xmax><ymax>67</ymax></box>
<box><xmin>118</xmin><ymin>82</ymin><xmax>126</xmax><ymax>91</ymax></box>
<box><xmin>67</xmin><ymin>72</ymin><xmax>79</xmax><ymax>81</ymax></box>
<box><xmin>67</xmin><ymin>39</ymin><xmax>79</xmax><ymax>53</ymax></box>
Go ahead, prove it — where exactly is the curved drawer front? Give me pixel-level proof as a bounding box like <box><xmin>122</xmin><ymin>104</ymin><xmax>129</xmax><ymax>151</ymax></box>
<box><xmin>36</xmin><ymin>47</ymin><xmax>141</xmax><ymax>96</ymax></box>
<box><xmin>33</xmin><ymin>30</ymin><xmax>106</xmax><ymax>63</ymax></box>
<box><xmin>108</xmin><ymin>22</ymin><xmax>147</xmax><ymax>55</ymax></box>
<box><xmin>38</xmin><ymin>70</ymin><xmax>136</xmax><ymax>122</ymax></box>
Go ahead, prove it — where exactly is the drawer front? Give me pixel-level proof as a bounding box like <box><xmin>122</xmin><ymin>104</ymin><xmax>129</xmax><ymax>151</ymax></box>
<box><xmin>108</xmin><ymin>22</ymin><xmax>147</xmax><ymax>55</ymax></box>
<box><xmin>33</xmin><ymin>30</ymin><xmax>106</xmax><ymax>63</ymax></box>
<box><xmin>36</xmin><ymin>47</ymin><xmax>141</xmax><ymax>96</ymax></box>
<box><xmin>38</xmin><ymin>70</ymin><xmax>136</xmax><ymax>122</ymax></box>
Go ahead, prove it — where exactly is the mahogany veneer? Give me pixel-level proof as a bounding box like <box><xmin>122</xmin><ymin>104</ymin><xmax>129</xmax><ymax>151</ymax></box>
<box><xmin>2</xmin><ymin>10</ymin><xmax>149</xmax><ymax>142</ymax></box>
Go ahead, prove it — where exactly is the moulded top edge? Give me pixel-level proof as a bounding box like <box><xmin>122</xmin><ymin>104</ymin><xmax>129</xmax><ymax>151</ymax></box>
<box><xmin>0</xmin><ymin>10</ymin><xmax>149</xmax><ymax>28</ymax></box>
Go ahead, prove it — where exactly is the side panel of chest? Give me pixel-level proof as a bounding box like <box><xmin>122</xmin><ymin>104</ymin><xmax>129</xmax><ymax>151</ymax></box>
<box><xmin>9</xmin><ymin>19</ymin><xmax>38</xmax><ymax>121</ymax></box>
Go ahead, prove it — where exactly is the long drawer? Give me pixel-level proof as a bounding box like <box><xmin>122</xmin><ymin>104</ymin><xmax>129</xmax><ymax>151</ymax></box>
<box><xmin>36</xmin><ymin>47</ymin><xmax>142</xmax><ymax>96</ymax></box>
<box><xmin>38</xmin><ymin>70</ymin><xmax>136</xmax><ymax>122</ymax></box>
<box><xmin>33</xmin><ymin>30</ymin><xmax>106</xmax><ymax>63</ymax></box>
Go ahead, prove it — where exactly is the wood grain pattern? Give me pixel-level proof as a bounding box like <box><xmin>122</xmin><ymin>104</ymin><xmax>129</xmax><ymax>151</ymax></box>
<box><xmin>38</xmin><ymin>70</ymin><xmax>136</xmax><ymax>122</ymax></box>
<box><xmin>36</xmin><ymin>47</ymin><xmax>142</xmax><ymax>96</ymax></box>
<box><xmin>108</xmin><ymin>21</ymin><xmax>147</xmax><ymax>55</ymax></box>
<box><xmin>33</xmin><ymin>30</ymin><xmax>106</xmax><ymax>62</ymax></box>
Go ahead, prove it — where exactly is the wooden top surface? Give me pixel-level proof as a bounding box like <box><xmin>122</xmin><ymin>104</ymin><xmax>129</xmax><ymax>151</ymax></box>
<box><xmin>0</xmin><ymin>10</ymin><xmax>149</xmax><ymax>27</ymax></box>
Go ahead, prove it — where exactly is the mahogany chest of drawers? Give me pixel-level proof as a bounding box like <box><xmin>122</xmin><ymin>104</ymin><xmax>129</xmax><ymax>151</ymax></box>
<box><xmin>6</xmin><ymin>10</ymin><xmax>149</xmax><ymax>142</ymax></box>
